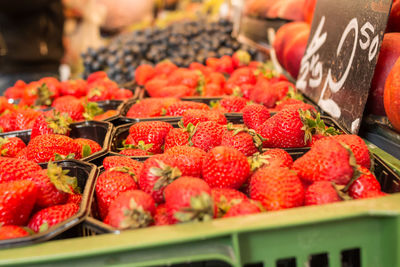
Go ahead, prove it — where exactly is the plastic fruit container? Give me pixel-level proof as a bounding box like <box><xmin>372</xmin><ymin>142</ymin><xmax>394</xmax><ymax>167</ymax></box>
<box><xmin>0</xmin><ymin>160</ymin><xmax>98</xmax><ymax>249</ymax></box>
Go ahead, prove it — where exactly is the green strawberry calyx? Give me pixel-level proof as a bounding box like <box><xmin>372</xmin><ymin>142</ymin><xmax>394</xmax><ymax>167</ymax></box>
<box><xmin>152</xmin><ymin>159</ymin><xmax>182</xmax><ymax>191</ymax></box>
<box><xmin>54</xmin><ymin>153</ymin><xmax>76</xmax><ymax>161</ymax></box>
<box><xmin>248</xmin><ymin>153</ymin><xmax>272</xmax><ymax>172</ymax></box>
<box><xmin>194</xmin><ymin>70</ymin><xmax>206</xmax><ymax>96</ymax></box>
<box><xmin>82</xmin><ymin>145</ymin><xmax>92</xmax><ymax>158</ymax></box>
<box><xmin>174</xmin><ymin>192</ymin><xmax>214</xmax><ymax>222</ymax></box>
<box><xmin>339</xmin><ymin>142</ymin><xmax>364</xmax><ymax>193</ymax></box>
<box><xmin>109</xmin><ymin>166</ymin><xmax>137</xmax><ymax>182</ymax></box>
<box><xmin>83</xmin><ymin>102</ymin><xmax>104</xmax><ymax>121</ymax></box>
<box><xmin>119</xmin><ymin>140</ymin><xmax>153</xmax><ymax>152</ymax></box>
<box><xmin>35</xmin><ymin>84</ymin><xmax>54</xmax><ymax>106</ymax></box>
<box><xmin>216</xmin><ymin>196</ymin><xmax>243</xmax><ymax>218</ymax></box>
<box><xmin>46</xmin><ymin>110</ymin><xmax>73</xmax><ymax>135</ymax></box>
<box><xmin>119</xmin><ymin>198</ymin><xmax>153</xmax><ymax>229</ymax></box>
<box><xmin>0</xmin><ymin>137</ymin><xmax>10</xmax><ymax>156</ymax></box>
<box><xmin>226</xmin><ymin>123</ymin><xmax>266</xmax><ymax>152</ymax></box>
<box><xmin>47</xmin><ymin>161</ymin><xmax>78</xmax><ymax>194</ymax></box>
<box><xmin>234</xmin><ymin>50</ymin><xmax>251</xmax><ymax>66</ymax></box>
<box><xmin>39</xmin><ymin>222</ymin><xmax>50</xmax><ymax>233</ymax></box>
<box><xmin>299</xmin><ymin>109</ymin><xmax>340</xmax><ymax>145</ymax></box>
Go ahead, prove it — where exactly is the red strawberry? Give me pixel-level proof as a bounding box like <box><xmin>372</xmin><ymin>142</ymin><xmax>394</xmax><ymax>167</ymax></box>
<box><xmin>211</xmin><ymin>188</ymin><xmax>248</xmax><ymax>218</ymax></box>
<box><xmin>182</xmin><ymin>109</ymin><xmax>227</xmax><ymax>127</ymax></box>
<box><xmin>26</xmin><ymin>161</ymin><xmax>78</xmax><ymax>209</ymax></box>
<box><xmin>4</xmin><ymin>80</ymin><xmax>26</xmax><ymax>100</ymax></box>
<box><xmin>128</xmin><ymin>121</ymin><xmax>173</xmax><ymax>154</ymax></box>
<box><xmin>166</xmin><ymin>101</ymin><xmax>209</xmax><ymax>116</ymax></box>
<box><xmin>102</xmin><ymin>156</ymin><xmax>143</xmax><ymax>177</ymax></box>
<box><xmin>347</xmin><ymin>167</ymin><xmax>383</xmax><ymax>199</ymax></box>
<box><xmin>164</xmin><ymin>176</ymin><xmax>213</xmax><ymax>223</ymax></box>
<box><xmin>52</xmin><ymin>96</ymin><xmax>85</xmax><ymax>121</ymax></box>
<box><xmin>126</xmin><ymin>98</ymin><xmax>179</xmax><ymax>118</ymax></box>
<box><xmin>271</xmin><ymin>81</ymin><xmax>296</xmax><ymax>100</ymax></box>
<box><xmin>202</xmin><ymin>146</ymin><xmax>250</xmax><ymax>189</ymax></box>
<box><xmin>207</xmin><ymin>72</ymin><xmax>226</xmax><ymax>87</ymax></box>
<box><xmin>26</xmin><ymin>134</ymin><xmax>80</xmax><ymax>163</ymax></box>
<box><xmin>331</xmin><ymin>135</ymin><xmax>371</xmax><ymax>169</ymax></box>
<box><xmin>0</xmin><ymin>157</ymin><xmax>42</xmax><ymax>183</ymax></box>
<box><xmin>305</xmin><ymin>181</ymin><xmax>341</xmax><ymax>206</ymax></box>
<box><xmin>87</xmin><ymin>71</ymin><xmax>108</xmax><ymax>83</ymax></box>
<box><xmin>232</xmin><ymin>50</ymin><xmax>251</xmax><ymax>69</ymax></box>
<box><xmin>221</xmin><ymin>125</ymin><xmax>264</xmax><ymax>156</ymax></box>
<box><xmin>0</xmin><ymin>137</ymin><xmax>26</xmax><ymax>157</ymax></box>
<box><xmin>107</xmin><ymin>190</ymin><xmax>156</xmax><ymax>229</ymax></box>
<box><xmin>59</xmin><ymin>79</ymin><xmax>88</xmax><ymax>97</ymax></box>
<box><xmin>14</xmin><ymin>109</ymin><xmax>42</xmax><ymax>131</ymax></box>
<box><xmin>135</xmin><ymin>64</ymin><xmax>156</xmax><ymax>85</ymax></box>
<box><xmin>93</xmin><ymin>110</ymin><xmax>118</xmax><ymax>121</ymax></box>
<box><xmin>145</xmin><ymin>78</ymin><xmax>169</xmax><ymax>97</ymax></box>
<box><xmin>0</xmin><ymin>225</ymin><xmax>30</xmax><ymax>240</ymax></box>
<box><xmin>112</xmin><ymin>88</ymin><xmax>133</xmax><ymax>100</ymax></box>
<box><xmin>73</xmin><ymin>138</ymin><xmax>102</xmax><ymax>158</ymax></box>
<box><xmin>249</xmin><ymin>78</ymin><xmax>279</xmax><ymax>108</ymax></box>
<box><xmin>292</xmin><ymin>138</ymin><xmax>355</xmax><ymax>185</ymax></box>
<box><xmin>15</xmin><ymin>147</ymin><xmax>29</xmax><ymax>160</ymax></box>
<box><xmin>67</xmin><ymin>193</ymin><xmax>82</xmax><ymax>205</ymax></box>
<box><xmin>30</xmin><ymin>111</ymin><xmax>73</xmax><ymax>139</ymax></box>
<box><xmin>95</xmin><ymin>169</ymin><xmax>138</xmax><ymax>219</ymax></box>
<box><xmin>154</xmin><ymin>61</ymin><xmax>178</xmax><ymax>76</ymax></box>
<box><xmin>164</xmin><ymin>146</ymin><xmax>206</xmax><ymax>178</ymax></box>
<box><xmin>0</xmin><ymin>180</ymin><xmax>38</xmax><ymax>225</ymax></box>
<box><xmin>202</xmin><ymin>83</ymin><xmax>225</xmax><ymax>96</ymax></box>
<box><xmin>262</xmin><ymin>149</ymin><xmax>293</xmax><ymax>168</ymax></box>
<box><xmin>191</xmin><ymin>121</ymin><xmax>225</xmax><ymax>152</ymax></box>
<box><xmin>151</xmin><ymin>85</ymin><xmax>194</xmax><ymax>98</ymax></box>
<box><xmin>167</xmin><ymin>68</ymin><xmax>199</xmax><ymax>89</ymax></box>
<box><xmin>28</xmin><ymin>203</ymin><xmax>79</xmax><ymax>233</ymax></box>
<box><xmin>154</xmin><ymin>204</ymin><xmax>170</xmax><ymax>226</ymax></box>
<box><xmin>120</xmin><ymin>149</ymin><xmax>149</xmax><ymax>156</ymax></box>
<box><xmin>219</xmin><ymin>96</ymin><xmax>247</xmax><ymax>113</ymax></box>
<box><xmin>223</xmin><ymin>200</ymin><xmax>262</xmax><ymax>218</ymax></box>
<box><xmin>138</xmin><ymin>154</ymin><xmax>182</xmax><ymax>203</ymax></box>
<box><xmin>228</xmin><ymin>67</ymin><xmax>257</xmax><ymax>86</ymax></box>
<box><xmin>242</xmin><ymin>104</ymin><xmax>270</xmax><ymax>130</ymax></box>
<box><xmin>217</xmin><ymin>55</ymin><xmax>234</xmax><ymax>74</ymax></box>
<box><xmin>164</xmin><ymin>128</ymin><xmax>190</xmax><ymax>150</ymax></box>
<box><xmin>250</xmin><ymin>166</ymin><xmax>304</xmax><ymax>211</ymax></box>
<box><xmin>0</xmin><ymin>113</ymin><xmax>16</xmax><ymax>132</ymax></box>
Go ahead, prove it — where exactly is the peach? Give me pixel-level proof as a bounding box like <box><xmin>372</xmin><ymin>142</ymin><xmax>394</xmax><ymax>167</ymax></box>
<box><xmin>384</xmin><ymin>57</ymin><xmax>400</xmax><ymax>132</ymax></box>
<box><xmin>273</xmin><ymin>22</ymin><xmax>310</xmax><ymax>67</ymax></box>
<box><xmin>303</xmin><ymin>0</ymin><xmax>317</xmax><ymax>24</ymax></box>
<box><xmin>367</xmin><ymin>33</ymin><xmax>400</xmax><ymax>115</ymax></box>
<box><xmin>283</xmin><ymin>27</ymin><xmax>311</xmax><ymax>78</ymax></box>
<box><xmin>387</xmin><ymin>0</ymin><xmax>400</xmax><ymax>33</ymax></box>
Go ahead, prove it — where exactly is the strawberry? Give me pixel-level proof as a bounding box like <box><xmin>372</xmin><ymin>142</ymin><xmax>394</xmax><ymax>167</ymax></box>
<box><xmin>112</xmin><ymin>88</ymin><xmax>133</xmax><ymax>100</ymax></box>
<box><xmin>59</xmin><ymin>79</ymin><xmax>88</xmax><ymax>97</ymax></box>
<box><xmin>164</xmin><ymin>146</ymin><xmax>206</xmax><ymax>178</ymax></box>
<box><xmin>219</xmin><ymin>96</ymin><xmax>247</xmax><ymax>113</ymax></box>
<box><xmin>305</xmin><ymin>181</ymin><xmax>341</xmax><ymax>206</ymax></box>
<box><xmin>232</xmin><ymin>50</ymin><xmax>251</xmax><ymax>69</ymax></box>
<box><xmin>331</xmin><ymin>135</ymin><xmax>371</xmax><ymax>169</ymax></box>
<box><xmin>73</xmin><ymin>138</ymin><xmax>102</xmax><ymax>158</ymax></box>
<box><xmin>347</xmin><ymin>166</ymin><xmax>384</xmax><ymax>199</ymax></box>
<box><xmin>52</xmin><ymin>97</ymin><xmax>85</xmax><ymax>121</ymax></box>
<box><xmin>0</xmin><ymin>157</ymin><xmax>42</xmax><ymax>182</ymax></box>
<box><xmin>119</xmin><ymin>149</ymin><xmax>149</xmax><ymax>156</ymax></box>
<box><xmin>26</xmin><ymin>134</ymin><xmax>80</xmax><ymax>163</ymax></box>
<box><xmin>145</xmin><ymin>78</ymin><xmax>169</xmax><ymax>97</ymax></box>
<box><xmin>223</xmin><ymin>200</ymin><xmax>261</xmax><ymax>218</ymax></box>
<box><xmin>14</xmin><ymin>109</ymin><xmax>42</xmax><ymax>131</ymax></box>
<box><xmin>167</xmin><ymin>68</ymin><xmax>199</xmax><ymax>89</ymax></box>
<box><xmin>67</xmin><ymin>193</ymin><xmax>82</xmax><ymax>205</ymax></box>
<box><xmin>0</xmin><ymin>225</ymin><xmax>30</xmax><ymax>240</ymax></box>
<box><xmin>15</xmin><ymin>147</ymin><xmax>29</xmax><ymax>160</ymax></box>
<box><xmin>107</xmin><ymin>190</ymin><xmax>156</xmax><ymax>229</ymax></box>
<box><xmin>103</xmin><ymin>156</ymin><xmax>143</xmax><ymax>177</ymax></box>
<box><xmin>0</xmin><ymin>113</ymin><xmax>16</xmax><ymax>132</ymax></box>
<box><xmin>211</xmin><ymin>188</ymin><xmax>248</xmax><ymax>218</ymax></box>
<box><xmin>151</xmin><ymin>85</ymin><xmax>194</xmax><ymax>98</ymax></box>
<box><xmin>250</xmin><ymin>166</ymin><xmax>304</xmax><ymax>211</ymax></box>
<box><xmin>249</xmin><ymin>78</ymin><xmax>279</xmax><ymax>108</ymax></box>
<box><xmin>217</xmin><ymin>55</ymin><xmax>234</xmax><ymax>74</ymax></box>
<box><xmin>0</xmin><ymin>180</ymin><xmax>38</xmax><ymax>225</ymax></box>
<box><xmin>4</xmin><ymin>80</ymin><xmax>26</xmax><ymax>100</ymax></box>
<box><xmin>221</xmin><ymin>125</ymin><xmax>264</xmax><ymax>156</ymax></box>
<box><xmin>154</xmin><ymin>204</ymin><xmax>170</xmax><ymax>226</ymax></box>
<box><xmin>93</xmin><ymin>110</ymin><xmax>118</xmax><ymax>121</ymax></box>
<box><xmin>202</xmin><ymin>83</ymin><xmax>225</xmax><ymax>96</ymax></box>
<box><xmin>262</xmin><ymin>149</ymin><xmax>293</xmax><ymax>168</ymax></box>
<box><xmin>87</xmin><ymin>71</ymin><xmax>108</xmax><ymax>83</ymax></box>
<box><xmin>0</xmin><ymin>137</ymin><xmax>26</xmax><ymax>157</ymax></box>
<box><xmin>242</xmin><ymin>104</ymin><xmax>270</xmax><ymax>130</ymax></box>
<box><xmin>271</xmin><ymin>81</ymin><xmax>296</xmax><ymax>100</ymax></box>
<box><xmin>164</xmin><ymin>176</ymin><xmax>213</xmax><ymax>223</ymax></box>
<box><xmin>126</xmin><ymin>98</ymin><xmax>179</xmax><ymax>118</ymax></box>
<box><xmin>202</xmin><ymin>146</ymin><xmax>250</xmax><ymax>189</ymax></box>
<box><xmin>26</xmin><ymin>161</ymin><xmax>78</xmax><ymax>209</ymax></box>
<box><xmin>95</xmin><ymin>169</ymin><xmax>138</xmax><ymax>219</ymax></box>
<box><xmin>182</xmin><ymin>109</ymin><xmax>227</xmax><ymax>127</ymax></box>
<box><xmin>292</xmin><ymin>138</ymin><xmax>355</xmax><ymax>185</ymax></box>
<box><xmin>138</xmin><ymin>154</ymin><xmax>182</xmax><ymax>203</ymax></box>
<box><xmin>229</xmin><ymin>67</ymin><xmax>257</xmax><ymax>86</ymax></box>
<box><xmin>30</xmin><ymin>111</ymin><xmax>73</xmax><ymax>139</ymax></box>
<box><xmin>207</xmin><ymin>72</ymin><xmax>226</xmax><ymax>87</ymax></box>
<box><xmin>206</xmin><ymin>57</ymin><xmax>220</xmax><ymax>71</ymax></box>
<box><xmin>164</xmin><ymin>128</ymin><xmax>190</xmax><ymax>150</ymax></box>
<box><xmin>128</xmin><ymin>121</ymin><xmax>173</xmax><ymax>154</ymax></box>
<box><xmin>165</xmin><ymin>101</ymin><xmax>209</xmax><ymax>116</ymax></box>
<box><xmin>135</xmin><ymin>64</ymin><xmax>156</xmax><ymax>85</ymax></box>
<box><xmin>154</xmin><ymin>61</ymin><xmax>178</xmax><ymax>76</ymax></box>
<box><xmin>28</xmin><ymin>203</ymin><xmax>79</xmax><ymax>233</ymax></box>
<box><xmin>191</xmin><ymin>121</ymin><xmax>225</xmax><ymax>152</ymax></box>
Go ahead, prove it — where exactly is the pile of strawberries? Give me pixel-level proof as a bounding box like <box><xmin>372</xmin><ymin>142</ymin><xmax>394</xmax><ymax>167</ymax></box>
<box><xmin>134</xmin><ymin>51</ymin><xmax>300</xmax><ymax>109</ymax></box>
<box><xmin>96</xmin><ymin>130</ymin><xmax>386</xmax><ymax>230</ymax></box>
<box><xmin>0</xmin><ymin>110</ymin><xmax>102</xmax><ymax>163</ymax></box>
<box><xmin>0</xmin><ymin>72</ymin><xmax>132</xmax><ymax>133</ymax></box>
<box><xmin>0</xmin><ymin>159</ymin><xmax>82</xmax><ymax>240</ymax></box>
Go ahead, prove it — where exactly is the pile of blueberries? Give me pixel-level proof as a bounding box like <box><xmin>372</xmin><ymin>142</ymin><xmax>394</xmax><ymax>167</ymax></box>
<box><xmin>81</xmin><ymin>19</ymin><xmax>257</xmax><ymax>85</ymax></box>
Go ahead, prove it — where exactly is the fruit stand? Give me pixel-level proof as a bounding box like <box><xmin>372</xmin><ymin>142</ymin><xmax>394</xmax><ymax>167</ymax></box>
<box><xmin>1</xmin><ymin>0</ymin><xmax>400</xmax><ymax>267</ymax></box>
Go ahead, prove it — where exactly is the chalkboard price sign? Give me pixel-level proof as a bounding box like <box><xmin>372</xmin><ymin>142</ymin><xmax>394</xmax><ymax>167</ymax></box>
<box><xmin>296</xmin><ymin>0</ymin><xmax>392</xmax><ymax>133</ymax></box>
